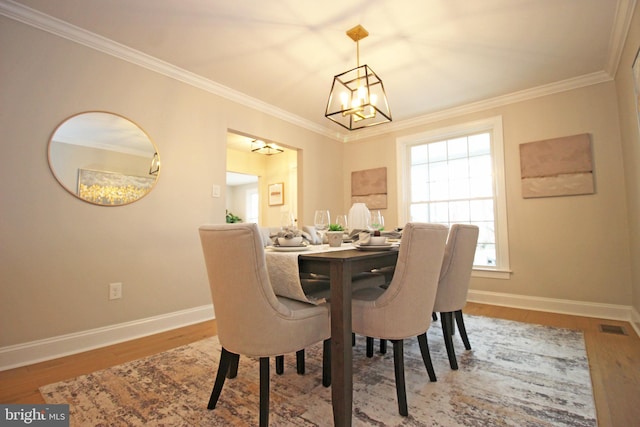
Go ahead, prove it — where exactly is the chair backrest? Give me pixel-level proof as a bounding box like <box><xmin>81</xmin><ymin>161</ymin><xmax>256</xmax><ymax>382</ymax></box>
<box><xmin>258</xmin><ymin>226</ymin><xmax>272</xmax><ymax>247</ymax></box>
<box><xmin>198</xmin><ymin>223</ymin><xmax>296</xmax><ymax>355</ymax></box>
<box><xmin>374</xmin><ymin>222</ymin><xmax>448</xmax><ymax>338</ymax></box>
<box><xmin>433</xmin><ymin>224</ymin><xmax>479</xmax><ymax>312</ymax></box>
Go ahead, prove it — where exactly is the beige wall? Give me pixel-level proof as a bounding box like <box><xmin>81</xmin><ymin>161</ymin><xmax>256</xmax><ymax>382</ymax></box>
<box><xmin>0</xmin><ymin>17</ymin><xmax>342</xmax><ymax>346</ymax></box>
<box><xmin>1</xmin><ymin>10</ymin><xmax>637</xmax><ymax>352</ymax></box>
<box><xmin>615</xmin><ymin>4</ymin><xmax>640</xmax><ymax>323</ymax></box>
<box><xmin>344</xmin><ymin>82</ymin><xmax>632</xmax><ymax>306</ymax></box>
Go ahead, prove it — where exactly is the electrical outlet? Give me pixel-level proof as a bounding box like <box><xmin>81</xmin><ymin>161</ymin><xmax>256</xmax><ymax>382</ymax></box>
<box><xmin>109</xmin><ymin>282</ymin><xmax>122</xmax><ymax>300</ymax></box>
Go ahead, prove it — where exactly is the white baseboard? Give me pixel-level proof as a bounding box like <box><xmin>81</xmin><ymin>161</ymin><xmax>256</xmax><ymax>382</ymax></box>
<box><xmin>1</xmin><ymin>293</ymin><xmax>637</xmax><ymax>372</ymax></box>
<box><xmin>0</xmin><ymin>304</ymin><xmax>215</xmax><ymax>371</ymax></box>
<box><xmin>468</xmin><ymin>290</ymin><xmax>633</xmax><ymax>322</ymax></box>
<box><xmin>631</xmin><ymin>307</ymin><xmax>640</xmax><ymax>338</ymax></box>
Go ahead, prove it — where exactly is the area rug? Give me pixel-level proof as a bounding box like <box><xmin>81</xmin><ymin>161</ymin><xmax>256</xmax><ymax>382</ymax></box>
<box><xmin>40</xmin><ymin>315</ymin><xmax>596</xmax><ymax>426</ymax></box>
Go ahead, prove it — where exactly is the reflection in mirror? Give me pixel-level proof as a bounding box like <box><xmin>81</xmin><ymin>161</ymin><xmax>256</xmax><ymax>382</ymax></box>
<box><xmin>48</xmin><ymin>112</ymin><xmax>160</xmax><ymax>206</ymax></box>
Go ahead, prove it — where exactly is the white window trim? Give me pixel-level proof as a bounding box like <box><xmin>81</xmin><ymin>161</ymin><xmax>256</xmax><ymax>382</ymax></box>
<box><xmin>396</xmin><ymin>115</ymin><xmax>511</xmax><ymax>279</ymax></box>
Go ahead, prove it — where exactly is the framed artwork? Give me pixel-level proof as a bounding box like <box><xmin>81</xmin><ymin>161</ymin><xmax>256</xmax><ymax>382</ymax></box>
<box><xmin>268</xmin><ymin>182</ymin><xmax>284</xmax><ymax>206</ymax></box>
<box><xmin>633</xmin><ymin>47</ymin><xmax>640</xmax><ymax>133</ymax></box>
<box><xmin>77</xmin><ymin>169</ymin><xmax>155</xmax><ymax>205</ymax></box>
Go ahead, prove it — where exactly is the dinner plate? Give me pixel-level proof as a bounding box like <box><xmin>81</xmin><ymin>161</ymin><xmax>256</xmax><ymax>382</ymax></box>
<box><xmin>268</xmin><ymin>245</ymin><xmax>310</xmax><ymax>252</ymax></box>
<box><xmin>353</xmin><ymin>243</ymin><xmax>396</xmax><ymax>251</ymax></box>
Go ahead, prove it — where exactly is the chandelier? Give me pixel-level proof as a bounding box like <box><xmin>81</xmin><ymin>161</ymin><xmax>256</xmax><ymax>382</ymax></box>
<box><xmin>251</xmin><ymin>139</ymin><xmax>283</xmax><ymax>155</ymax></box>
<box><xmin>325</xmin><ymin>25</ymin><xmax>391</xmax><ymax>130</ymax></box>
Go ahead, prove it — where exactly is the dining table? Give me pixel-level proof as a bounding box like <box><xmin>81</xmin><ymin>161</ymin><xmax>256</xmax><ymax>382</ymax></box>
<box><xmin>266</xmin><ymin>244</ymin><xmax>399</xmax><ymax>426</ymax></box>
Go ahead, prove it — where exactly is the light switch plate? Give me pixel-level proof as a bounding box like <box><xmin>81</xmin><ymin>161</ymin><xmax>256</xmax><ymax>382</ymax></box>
<box><xmin>212</xmin><ymin>185</ymin><xmax>221</xmax><ymax>198</ymax></box>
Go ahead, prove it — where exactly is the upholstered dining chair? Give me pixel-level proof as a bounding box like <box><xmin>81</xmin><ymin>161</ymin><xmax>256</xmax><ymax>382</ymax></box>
<box><xmin>350</xmin><ymin>222</ymin><xmax>448</xmax><ymax>416</ymax></box>
<box><xmin>198</xmin><ymin>223</ymin><xmax>331</xmax><ymax>427</ymax></box>
<box><xmin>432</xmin><ymin>224</ymin><xmax>479</xmax><ymax>370</ymax></box>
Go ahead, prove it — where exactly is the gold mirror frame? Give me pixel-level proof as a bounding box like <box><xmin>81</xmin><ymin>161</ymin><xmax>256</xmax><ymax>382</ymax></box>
<box><xmin>47</xmin><ymin>111</ymin><xmax>160</xmax><ymax>206</ymax></box>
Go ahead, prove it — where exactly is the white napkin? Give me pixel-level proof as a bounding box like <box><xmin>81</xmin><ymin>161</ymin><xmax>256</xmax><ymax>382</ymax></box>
<box><xmin>358</xmin><ymin>232</ymin><xmax>372</xmax><ymax>245</ymax></box>
<box><xmin>302</xmin><ymin>225</ymin><xmax>322</xmax><ymax>245</ymax></box>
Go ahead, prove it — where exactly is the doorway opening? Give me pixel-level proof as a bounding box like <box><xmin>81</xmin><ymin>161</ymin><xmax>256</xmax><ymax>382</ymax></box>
<box><xmin>226</xmin><ymin>131</ymin><xmax>298</xmax><ymax>227</ymax></box>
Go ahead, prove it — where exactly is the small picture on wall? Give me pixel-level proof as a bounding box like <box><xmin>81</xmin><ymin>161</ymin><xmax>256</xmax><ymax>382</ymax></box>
<box><xmin>268</xmin><ymin>182</ymin><xmax>284</xmax><ymax>206</ymax></box>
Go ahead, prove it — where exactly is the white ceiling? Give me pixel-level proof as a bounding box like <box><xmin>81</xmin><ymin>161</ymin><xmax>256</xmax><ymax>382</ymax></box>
<box><xmin>52</xmin><ymin>112</ymin><xmax>156</xmax><ymax>157</ymax></box>
<box><xmin>3</xmin><ymin>0</ymin><xmax>636</xmax><ymax>140</ymax></box>
<box><xmin>226</xmin><ymin>171</ymin><xmax>258</xmax><ymax>187</ymax></box>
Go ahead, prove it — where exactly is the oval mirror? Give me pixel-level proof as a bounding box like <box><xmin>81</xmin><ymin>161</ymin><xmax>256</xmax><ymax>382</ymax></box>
<box><xmin>47</xmin><ymin>112</ymin><xmax>160</xmax><ymax>206</ymax></box>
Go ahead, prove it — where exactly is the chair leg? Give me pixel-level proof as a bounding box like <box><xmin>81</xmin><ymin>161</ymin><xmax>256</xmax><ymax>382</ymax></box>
<box><xmin>380</xmin><ymin>339</ymin><xmax>387</xmax><ymax>354</ymax></box>
<box><xmin>454</xmin><ymin>310</ymin><xmax>471</xmax><ymax>350</ymax></box>
<box><xmin>208</xmin><ymin>347</ymin><xmax>234</xmax><ymax>409</ymax></box>
<box><xmin>227</xmin><ymin>352</ymin><xmax>239</xmax><ymax>379</ymax></box>
<box><xmin>417</xmin><ymin>333</ymin><xmax>437</xmax><ymax>382</ymax></box>
<box><xmin>275</xmin><ymin>355</ymin><xmax>284</xmax><ymax>375</ymax></box>
<box><xmin>322</xmin><ymin>339</ymin><xmax>331</xmax><ymax>387</ymax></box>
<box><xmin>441</xmin><ymin>311</ymin><xmax>458</xmax><ymax>370</ymax></box>
<box><xmin>259</xmin><ymin>357</ymin><xmax>270</xmax><ymax>427</ymax></box>
<box><xmin>296</xmin><ymin>349</ymin><xmax>305</xmax><ymax>375</ymax></box>
<box><xmin>432</xmin><ymin>312</ymin><xmax>437</xmax><ymax>321</ymax></box>
<box><xmin>352</xmin><ymin>332</ymin><xmax>356</xmax><ymax>346</ymax></box>
<box><xmin>391</xmin><ymin>340</ymin><xmax>408</xmax><ymax>416</ymax></box>
<box><xmin>366</xmin><ymin>337</ymin><xmax>374</xmax><ymax>358</ymax></box>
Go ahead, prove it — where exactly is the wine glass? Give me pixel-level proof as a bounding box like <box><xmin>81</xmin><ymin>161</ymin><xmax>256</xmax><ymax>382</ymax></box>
<box><xmin>335</xmin><ymin>214</ymin><xmax>348</xmax><ymax>236</ymax></box>
<box><xmin>314</xmin><ymin>210</ymin><xmax>330</xmax><ymax>242</ymax></box>
<box><xmin>369</xmin><ymin>210</ymin><xmax>384</xmax><ymax>232</ymax></box>
<box><xmin>280</xmin><ymin>211</ymin><xmax>295</xmax><ymax>231</ymax></box>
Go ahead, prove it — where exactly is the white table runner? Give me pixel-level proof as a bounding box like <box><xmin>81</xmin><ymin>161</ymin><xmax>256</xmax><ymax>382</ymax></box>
<box><xmin>266</xmin><ymin>244</ymin><xmax>353</xmax><ymax>304</ymax></box>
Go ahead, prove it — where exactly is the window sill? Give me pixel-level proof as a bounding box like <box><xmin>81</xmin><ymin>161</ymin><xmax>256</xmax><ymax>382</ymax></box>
<box><xmin>472</xmin><ymin>268</ymin><xmax>511</xmax><ymax>280</ymax></box>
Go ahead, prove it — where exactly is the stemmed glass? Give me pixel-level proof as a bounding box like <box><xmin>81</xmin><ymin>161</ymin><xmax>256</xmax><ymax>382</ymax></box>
<box><xmin>280</xmin><ymin>211</ymin><xmax>295</xmax><ymax>231</ymax></box>
<box><xmin>314</xmin><ymin>210</ymin><xmax>330</xmax><ymax>243</ymax></box>
<box><xmin>368</xmin><ymin>210</ymin><xmax>384</xmax><ymax>232</ymax></box>
<box><xmin>335</xmin><ymin>214</ymin><xmax>348</xmax><ymax>235</ymax></box>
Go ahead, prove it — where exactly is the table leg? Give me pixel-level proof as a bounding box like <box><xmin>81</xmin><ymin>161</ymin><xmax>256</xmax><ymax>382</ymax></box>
<box><xmin>330</xmin><ymin>260</ymin><xmax>353</xmax><ymax>427</ymax></box>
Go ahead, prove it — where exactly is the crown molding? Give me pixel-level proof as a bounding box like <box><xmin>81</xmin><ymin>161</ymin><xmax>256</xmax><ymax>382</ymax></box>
<box><xmin>605</xmin><ymin>0</ymin><xmax>637</xmax><ymax>76</ymax></box>
<box><xmin>0</xmin><ymin>0</ymin><xmax>629</xmax><ymax>144</ymax></box>
<box><xmin>345</xmin><ymin>70</ymin><xmax>614</xmax><ymax>142</ymax></box>
<box><xmin>0</xmin><ymin>0</ymin><xmax>341</xmax><ymax>140</ymax></box>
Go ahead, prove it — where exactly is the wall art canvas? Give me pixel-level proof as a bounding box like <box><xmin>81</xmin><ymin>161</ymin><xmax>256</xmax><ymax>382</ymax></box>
<box><xmin>351</xmin><ymin>167</ymin><xmax>387</xmax><ymax>209</ymax></box>
<box><xmin>519</xmin><ymin>134</ymin><xmax>594</xmax><ymax>198</ymax></box>
<box><xmin>77</xmin><ymin>169</ymin><xmax>155</xmax><ymax>205</ymax></box>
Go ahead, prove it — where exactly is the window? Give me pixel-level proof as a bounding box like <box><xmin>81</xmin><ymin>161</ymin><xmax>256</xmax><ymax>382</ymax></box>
<box><xmin>245</xmin><ymin>189</ymin><xmax>259</xmax><ymax>223</ymax></box>
<box><xmin>397</xmin><ymin>116</ymin><xmax>510</xmax><ymax>278</ymax></box>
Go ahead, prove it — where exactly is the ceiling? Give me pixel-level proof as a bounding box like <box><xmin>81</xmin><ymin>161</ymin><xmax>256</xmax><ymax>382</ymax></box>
<box><xmin>226</xmin><ymin>171</ymin><xmax>258</xmax><ymax>187</ymax></box>
<box><xmin>52</xmin><ymin>112</ymin><xmax>156</xmax><ymax>157</ymax></box>
<box><xmin>3</xmin><ymin>0</ymin><xmax>636</xmax><ymax>141</ymax></box>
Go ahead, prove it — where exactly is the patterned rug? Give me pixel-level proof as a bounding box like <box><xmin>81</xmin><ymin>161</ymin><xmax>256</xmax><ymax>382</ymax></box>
<box><xmin>40</xmin><ymin>315</ymin><xmax>596</xmax><ymax>426</ymax></box>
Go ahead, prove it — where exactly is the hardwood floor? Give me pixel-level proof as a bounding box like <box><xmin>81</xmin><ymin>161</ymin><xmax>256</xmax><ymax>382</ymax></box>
<box><xmin>1</xmin><ymin>303</ymin><xmax>638</xmax><ymax>426</ymax></box>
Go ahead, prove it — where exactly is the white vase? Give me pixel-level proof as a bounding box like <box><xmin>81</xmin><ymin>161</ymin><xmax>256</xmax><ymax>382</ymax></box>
<box><xmin>348</xmin><ymin>203</ymin><xmax>370</xmax><ymax>231</ymax></box>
